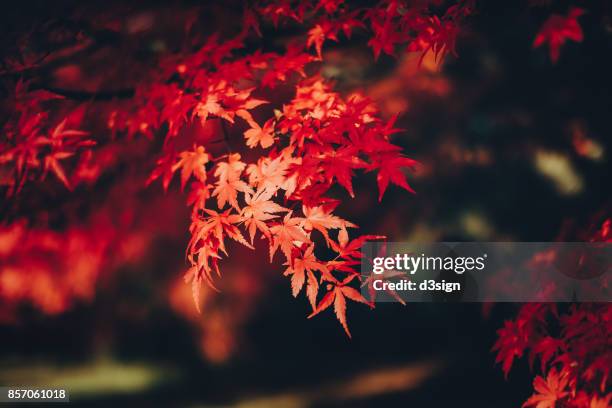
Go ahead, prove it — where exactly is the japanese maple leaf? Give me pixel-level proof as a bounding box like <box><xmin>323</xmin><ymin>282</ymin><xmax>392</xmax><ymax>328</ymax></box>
<box><xmin>493</xmin><ymin>319</ymin><xmax>529</xmax><ymax>378</ymax></box>
<box><xmin>213</xmin><ymin>153</ymin><xmax>250</xmax><ymax>209</ymax></box>
<box><xmin>283</xmin><ymin>245</ymin><xmax>329</xmax><ymax>304</ymax></box>
<box><xmin>43</xmin><ymin>152</ymin><xmax>74</xmax><ymax>189</ymax></box>
<box><xmin>523</xmin><ymin>368</ymin><xmax>569</xmax><ymax>408</ymax></box>
<box><xmin>366</xmin><ymin>5</ymin><xmax>404</xmax><ymax>60</ymax></box>
<box><xmin>260</xmin><ymin>46</ymin><xmax>314</xmax><ymax>89</ymax></box>
<box><xmin>244</xmin><ymin>118</ymin><xmax>275</xmax><ymax>149</ymax></box>
<box><xmin>533</xmin><ymin>7</ymin><xmax>584</xmax><ymax>63</ymax></box>
<box><xmin>172</xmin><ymin>145</ymin><xmax>209</xmax><ymax>190</ymax></box>
<box><xmin>184</xmin><ymin>265</ymin><xmax>209</xmax><ymax>313</ymax></box>
<box><xmin>259</xmin><ymin>0</ymin><xmax>302</xmax><ymax>27</ymax></box>
<box><xmin>190</xmin><ymin>208</ymin><xmax>252</xmax><ymax>256</ymax></box>
<box><xmin>187</xmin><ymin>181</ymin><xmax>212</xmax><ymax>215</ymax></box>
<box><xmin>530</xmin><ymin>336</ymin><xmax>565</xmax><ymax>373</ymax></box>
<box><xmin>213</xmin><ymin>180</ymin><xmax>247</xmax><ymax>210</ymax></box>
<box><xmin>407</xmin><ymin>16</ymin><xmax>459</xmax><ymax>65</ymax></box>
<box><xmin>269</xmin><ymin>211</ymin><xmax>310</xmax><ymax>262</ymax></box>
<box><xmin>336</xmin><ymin>11</ymin><xmax>366</xmax><ymax>39</ymax></box>
<box><xmin>315</xmin><ymin>0</ymin><xmax>343</xmax><ymax>14</ymax></box>
<box><xmin>307</xmin><ymin>23</ymin><xmax>338</xmax><ymax>60</ymax></box>
<box><xmin>372</xmin><ymin>153</ymin><xmax>417</xmax><ymax>201</ymax></box>
<box><xmin>215</xmin><ymin>153</ymin><xmax>245</xmax><ymax>182</ymax></box>
<box><xmin>194</xmin><ymin>93</ymin><xmax>224</xmax><ymax>125</ymax></box>
<box><xmin>302</xmin><ymin>205</ymin><xmax>356</xmax><ymax>245</ymax></box>
<box><xmin>330</xmin><ymin>226</ymin><xmax>385</xmax><ymax>260</ymax></box>
<box><xmin>220</xmin><ymin>86</ymin><xmax>267</xmax><ymax>124</ymax></box>
<box><xmin>363</xmin><ymin>269</ymin><xmax>408</xmax><ymax>305</ymax></box>
<box><xmin>246</xmin><ymin>148</ymin><xmax>294</xmax><ymax>194</ymax></box>
<box><xmin>47</xmin><ymin>117</ymin><xmax>91</xmax><ymax>146</ymax></box>
<box><xmin>147</xmin><ymin>150</ymin><xmax>176</xmax><ymax>191</ymax></box>
<box><xmin>36</xmin><ymin>119</ymin><xmax>92</xmax><ymax>189</ymax></box>
<box><xmin>185</xmin><ymin>226</ymin><xmax>232</xmax><ymax>307</ymax></box>
<box><xmin>194</xmin><ymin>83</ymin><xmax>265</xmax><ymax>126</ymax></box>
<box><xmin>189</xmin><ymin>241</ymin><xmax>223</xmax><ymax>289</ymax></box>
<box><xmin>158</xmin><ymin>86</ymin><xmax>197</xmax><ymax>137</ymax></box>
<box><xmin>308</xmin><ymin>275</ymin><xmax>372</xmax><ymax>338</ymax></box>
<box><xmin>317</xmin><ymin>146</ymin><xmax>367</xmax><ymax>198</ymax></box>
<box><xmin>368</xmin><ymin>24</ymin><xmax>403</xmax><ymax>60</ymax></box>
<box><xmin>235</xmin><ymin>97</ymin><xmax>268</xmax><ymax>125</ymax></box>
<box><xmin>240</xmin><ymin>188</ymin><xmax>288</xmax><ymax>243</ymax></box>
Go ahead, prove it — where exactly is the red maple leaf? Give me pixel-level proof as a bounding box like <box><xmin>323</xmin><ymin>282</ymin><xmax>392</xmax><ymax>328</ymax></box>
<box><xmin>533</xmin><ymin>7</ymin><xmax>585</xmax><ymax>63</ymax></box>
<box><xmin>372</xmin><ymin>153</ymin><xmax>418</xmax><ymax>201</ymax></box>
<box><xmin>146</xmin><ymin>150</ymin><xmax>176</xmax><ymax>191</ymax></box>
<box><xmin>306</xmin><ymin>22</ymin><xmax>338</xmax><ymax>60</ymax></box>
<box><xmin>172</xmin><ymin>146</ymin><xmax>210</xmax><ymax>190</ymax></box>
<box><xmin>308</xmin><ymin>275</ymin><xmax>372</xmax><ymax>338</ymax></box>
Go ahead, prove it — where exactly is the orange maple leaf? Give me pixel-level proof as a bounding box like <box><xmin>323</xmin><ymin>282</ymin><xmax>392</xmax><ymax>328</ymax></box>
<box><xmin>194</xmin><ymin>94</ymin><xmax>224</xmax><ymax>125</ymax></box>
<box><xmin>172</xmin><ymin>145</ymin><xmax>209</xmax><ymax>190</ymax></box>
<box><xmin>284</xmin><ymin>245</ymin><xmax>329</xmax><ymax>305</ymax></box>
<box><xmin>306</xmin><ymin>23</ymin><xmax>337</xmax><ymax>60</ymax></box>
<box><xmin>244</xmin><ymin>118</ymin><xmax>275</xmax><ymax>148</ymax></box>
<box><xmin>190</xmin><ymin>208</ymin><xmax>253</xmax><ymax>256</ymax></box>
<box><xmin>240</xmin><ymin>188</ymin><xmax>288</xmax><ymax>243</ymax></box>
<box><xmin>212</xmin><ymin>153</ymin><xmax>251</xmax><ymax>209</ymax></box>
<box><xmin>302</xmin><ymin>206</ymin><xmax>356</xmax><ymax>245</ymax></box>
<box><xmin>523</xmin><ymin>368</ymin><xmax>570</xmax><ymax>408</ymax></box>
<box><xmin>269</xmin><ymin>211</ymin><xmax>310</xmax><ymax>262</ymax></box>
<box><xmin>246</xmin><ymin>148</ymin><xmax>295</xmax><ymax>194</ymax></box>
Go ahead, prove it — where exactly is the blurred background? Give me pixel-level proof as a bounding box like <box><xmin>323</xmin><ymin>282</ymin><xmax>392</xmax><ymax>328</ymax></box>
<box><xmin>1</xmin><ymin>0</ymin><xmax>611</xmax><ymax>406</ymax></box>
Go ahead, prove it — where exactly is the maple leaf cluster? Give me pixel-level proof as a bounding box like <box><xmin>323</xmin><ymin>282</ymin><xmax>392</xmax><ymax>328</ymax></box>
<box><xmin>296</xmin><ymin>0</ymin><xmax>475</xmax><ymax>64</ymax></box>
<box><xmin>494</xmin><ymin>303</ymin><xmax>611</xmax><ymax>408</ymax></box>
<box><xmin>0</xmin><ymin>0</ymin><xmax>599</xmax><ymax>346</ymax></box>
<box><xmin>366</xmin><ymin>0</ymin><xmax>474</xmax><ymax>62</ymax></box>
<box><xmin>108</xmin><ymin>0</ymin><xmax>434</xmax><ymax>334</ymax></box>
<box><xmin>0</xmin><ymin>82</ymin><xmax>93</xmax><ymax>195</ymax></box>
<box><xmin>0</xmin><ymin>0</ymin><xmax>477</xmax><ymax>198</ymax></box>
<box><xmin>493</xmin><ymin>220</ymin><xmax>612</xmax><ymax>408</ymax></box>
<box><xmin>0</xmin><ymin>218</ymin><xmax>114</xmax><ymax>319</ymax></box>
<box><xmin>177</xmin><ymin>78</ymin><xmax>416</xmax><ymax>336</ymax></box>
<box><xmin>0</xmin><ymin>175</ymin><xmax>188</xmax><ymax>320</ymax></box>
<box><xmin>4</xmin><ymin>0</ymin><xmax>471</xmax><ymax>334</ymax></box>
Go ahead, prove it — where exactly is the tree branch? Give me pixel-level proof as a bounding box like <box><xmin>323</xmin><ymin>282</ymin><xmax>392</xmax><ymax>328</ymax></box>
<box><xmin>38</xmin><ymin>86</ymin><xmax>135</xmax><ymax>101</ymax></box>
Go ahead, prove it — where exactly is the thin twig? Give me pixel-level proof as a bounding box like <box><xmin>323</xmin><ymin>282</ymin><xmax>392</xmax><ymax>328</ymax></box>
<box><xmin>38</xmin><ymin>86</ymin><xmax>135</xmax><ymax>101</ymax></box>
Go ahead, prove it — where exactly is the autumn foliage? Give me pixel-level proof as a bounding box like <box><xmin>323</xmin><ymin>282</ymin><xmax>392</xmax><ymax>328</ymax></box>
<box><xmin>494</xmin><ymin>302</ymin><xmax>611</xmax><ymax>408</ymax></box>
<box><xmin>2</xmin><ymin>0</ymin><xmax>478</xmax><ymax>332</ymax></box>
<box><xmin>0</xmin><ymin>0</ymin><xmax>608</xmax><ymax>404</ymax></box>
<box><xmin>493</xmin><ymin>220</ymin><xmax>612</xmax><ymax>408</ymax></box>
